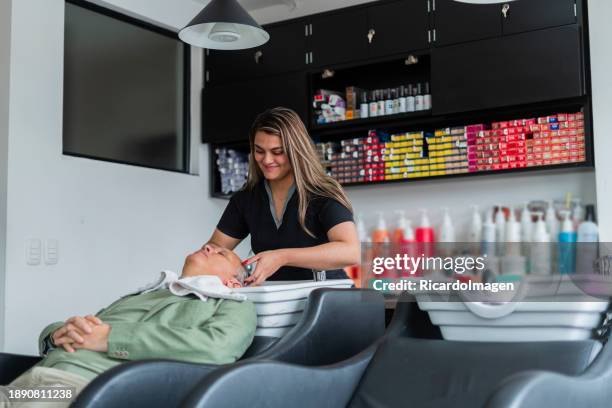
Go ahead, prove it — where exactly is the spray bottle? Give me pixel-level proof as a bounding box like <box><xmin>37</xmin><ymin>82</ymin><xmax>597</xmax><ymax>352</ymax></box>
<box><xmin>395</xmin><ymin>211</ymin><xmax>415</xmax><ymax>277</ymax></box>
<box><xmin>545</xmin><ymin>200</ymin><xmax>559</xmax><ymax>243</ymax></box>
<box><xmin>481</xmin><ymin>209</ymin><xmax>499</xmax><ymax>281</ymax></box>
<box><xmin>416</xmin><ymin>209</ymin><xmax>434</xmax><ymax>276</ymax></box>
<box><xmin>520</xmin><ymin>203</ymin><xmax>532</xmax><ymax>273</ymax></box>
<box><xmin>501</xmin><ymin>208</ymin><xmax>526</xmax><ymax>276</ymax></box>
<box><xmin>439</xmin><ymin>207</ymin><xmax>455</xmax><ymax>258</ymax></box>
<box><xmin>468</xmin><ymin>205</ymin><xmax>483</xmax><ymax>243</ymax></box>
<box><xmin>439</xmin><ymin>208</ymin><xmax>456</xmax><ymax>242</ymax></box>
<box><xmin>393</xmin><ymin>210</ymin><xmax>408</xmax><ymax>243</ymax></box>
<box><xmin>416</xmin><ymin>209</ymin><xmax>435</xmax><ymax>243</ymax></box>
<box><xmin>349</xmin><ymin>214</ymin><xmax>371</xmax><ymax>283</ymax></box>
<box><xmin>572</xmin><ymin>198</ymin><xmax>585</xmax><ymax>230</ymax></box>
<box><xmin>372</xmin><ymin>212</ymin><xmax>390</xmax><ymax>243</ymax></box>
<box><xmin>558</xmin><ymin>210</ymin><xmax>576</xmax><ymax>275</ymax></box>
<box><xmin>530</xmin><ymin>213</ymin><xmax>551</xmax><ymax>275</ymax></box>
<box><xmin>576</xmin><ymin>205</ymin><xmax>599</xmax><ymax>274</ymax></box>
<box><xmin>495</xmin><ymin>205</ymin><xmax>506</xmax><ymax>257</ymax></box>
<box><xmin>481</xmin><ymin>209</ymin><xmax>497</xmax><ymax>257</ymax></box>
<box><xmin>520</xmin><ymin>203</ymin><xmax>532</xmax><ymax>242</ymax></box>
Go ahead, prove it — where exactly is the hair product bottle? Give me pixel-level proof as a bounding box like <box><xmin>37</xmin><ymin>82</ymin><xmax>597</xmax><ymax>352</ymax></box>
<box><xmin>369</xmin><ymin>90</ymin><xmax>378</xmax><ymax>118</ymax></box>
<box><xmin>576</xmin><ymin>205</ymin><xmax>599</xmax><ymax>275</ymax></box>
<box><xmin>360</xmin><ymin>92</ymin><xmax>369</xmax><ymax>119</ymax></box>
<box><xmin>558</xmin><ymin>210</ymin><xmax>577</xmax><ymax>275</ymax></box>
<box><xmin>530</xmin><ymin>213</ymin><xmax>551</xmax><ymax>275</ymax></box>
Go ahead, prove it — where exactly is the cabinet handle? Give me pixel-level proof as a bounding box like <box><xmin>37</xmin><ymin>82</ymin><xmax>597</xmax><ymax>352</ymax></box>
<box><xmin>428</xmin><ymin>30</ymin><xmax>431</xmax><ymax>43</ymax></box>
<box><xmin>502</xmin><ymin>3</ymin><xmax>510</xmax><ymax>18</ymax></box>
<box><xmin>427</xmin><ymin>0</ymin><xmax>430</xmax><ymax>13</ymax></box>
<box><xmin>432</xmin><ymin>0</ymin><xmax>436</xmax><ymax>11</ymax></box>
<box><xmin>309</xmin><ymin>24</ymin><xmax>313</xmax><ymax>36</ymax></box>
<box><xmin>205</xmin><ymin>70</ymin><xmax>210</xmax><ymax>82</ymax></box>
<box><xmin>433</xmin><ymin>28</ymin><xmax>436</xmax><ymax>42</ymax></box>
<box><xmin>367</xmin><ymin>29</ymin><xmax>376</xmax><ymax>44</ymax></box>
<box><xmin>305</xmin><ymin>52</ymin><xmax>313</xmax><ymax>64</ymax></box>
<box><xmin>305</xmin><ymin>24</ymin><xmax>308</xmax><ymax>36</ymax></box>
<box><xmin>255</xmin><ymin>50</ymin><xmax>263</xmax><ymax>64</ymax></box>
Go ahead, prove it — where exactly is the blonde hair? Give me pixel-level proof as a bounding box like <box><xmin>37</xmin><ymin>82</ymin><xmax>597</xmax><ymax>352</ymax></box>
<box><xmin>246</xmin><ymin>107</ymin><xmax>353</xmax><ymax>237</ymax></box>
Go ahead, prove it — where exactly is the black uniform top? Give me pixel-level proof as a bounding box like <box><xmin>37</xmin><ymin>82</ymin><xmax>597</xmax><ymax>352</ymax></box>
<box><xmin>217</xmin><ymin>180</ymin><xmax>354</xmax><ymax>280</ymax></box>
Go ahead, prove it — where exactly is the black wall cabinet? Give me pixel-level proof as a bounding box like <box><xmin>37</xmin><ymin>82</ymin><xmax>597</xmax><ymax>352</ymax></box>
<box><xmin>366</xmin><ymin>0</ymin><xmax>430</xmax><ymax>58</ymax></box>
<box><xmin>434</xmin><ymin>0</ymin><xmax>502</xmax><ymax>46</ymax></box>
<box><xmin>307</xmin><ymin>8</ymin><xmax>369</xmax><ymax>67</ymax></box>
<box><xmin>432</xmin><ymin>25</ymin><xmax>584</xmax><ymax>115</ymax></box>
<box><xmin>502</xmin><ymin>0</ymin><xmax>576</xmax><ymax>35</ymax></box>
<box><xmin>434</xmin><ymin>0</ymin><xmax>577</xmax><ymax>47</ymax></box>
<box><xmin>307</xmin><ymin>1</ymin><xmax>430</xmax><ymax>67</ymax></box>
<box><xmin>202</xmin><ymin>72</ymin><xmax>307</xmax><ymax>143</ymax></box>
<box><xmin>203</xmin><ymin>0</ymin><xmax>587</xmax><ymax>143</ymax></box>
<box><xmin>205</xmin><ymin>49</ymin><xmax>255</xmax><ymax>85</ymax></box>
<box><xmin>257</xmin><ymin>23</ymin><xmax>308</xmax><ymax>77</ymax></box>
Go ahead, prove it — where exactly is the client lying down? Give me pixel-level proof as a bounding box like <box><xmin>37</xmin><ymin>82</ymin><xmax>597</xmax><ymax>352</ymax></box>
<box><xmin>0</xmin><ymin>245</ymin><xmax>256</xmax><ymax>407</ymax></box>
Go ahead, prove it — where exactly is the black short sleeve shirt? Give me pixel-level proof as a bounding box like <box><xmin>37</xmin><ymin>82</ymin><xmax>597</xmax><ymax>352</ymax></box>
<box><xmin>217</xmin><ymin>182</ymin><xmax>354</xmax><ymax>280</ymax></box>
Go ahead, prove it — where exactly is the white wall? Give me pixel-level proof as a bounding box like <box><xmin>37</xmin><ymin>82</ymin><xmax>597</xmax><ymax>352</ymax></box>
<box><xmin>588</xmin><ymin>0</ymin><xmax>612</xmax><ymax>241</ymax></box>
<box><xmin>0</xmin><ymin>0</ymin><xmax>13</xmax><ymax>353</ymax></box>
<box><xmin>1</xmin><ymin>0</ymin><xmax>229</xmax><ymax>354</ymax></box>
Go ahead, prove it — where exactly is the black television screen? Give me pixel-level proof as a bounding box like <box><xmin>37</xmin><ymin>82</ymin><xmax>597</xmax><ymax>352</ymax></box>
<box><xmin>63</xmin><ymin>0</ymin><xmax>190</xmax><ymax>172</ymax></box>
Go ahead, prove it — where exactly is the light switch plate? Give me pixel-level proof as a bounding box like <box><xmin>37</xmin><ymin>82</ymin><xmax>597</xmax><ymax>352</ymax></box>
<box><xmin>45</xmin><ymin>239</ymin><xmax>59</xmax><ymax>265</ymax></box>
<box><xmin>26</xmin><ymin>239</ymin><xmax>41</xmax><ymax>265</ymax></box>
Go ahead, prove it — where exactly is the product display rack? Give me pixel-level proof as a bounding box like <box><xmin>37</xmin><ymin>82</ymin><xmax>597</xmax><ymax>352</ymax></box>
<box><xmin>310</xmin><ymin>96</ymin><xmax>594</xmax><ymax>188</ymax></box>
<box><xmin>210</xmin><ymin>95</ymin><xmax>594</xmax><ymax>198</ymax></box>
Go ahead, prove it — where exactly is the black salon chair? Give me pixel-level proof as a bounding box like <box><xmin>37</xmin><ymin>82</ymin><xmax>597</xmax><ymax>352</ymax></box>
<box><xmin>0</xmin><ymin>288</ymin><xmax>385</xmax><ymax>408</ymax></box>
<box><xmin>181</xmin><ymin>291</ymin><xmax>612</xmax><ymax>408</ymax></box>
<box><xmin>182</xmin><ymin>337</ymin><xmax>606</xmax><ymax>408</ymax></box>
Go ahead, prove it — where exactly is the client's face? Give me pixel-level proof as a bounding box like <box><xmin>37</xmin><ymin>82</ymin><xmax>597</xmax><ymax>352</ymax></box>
<box><xmin>182</xmin><ymin>245</ymin><xmax>245</xmax><ymax>287</ymax></box>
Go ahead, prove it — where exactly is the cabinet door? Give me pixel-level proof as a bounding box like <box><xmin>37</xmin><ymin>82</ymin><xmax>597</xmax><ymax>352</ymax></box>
<box><xmin>502</xmin><ymin>0</ymin><xmax>576</xmax><ymax>36</ymax></box>
<box><xmin>434</xmin><ymin>0</ymin><xmax>502</xmax><ymax>47</ymax></box>
<box><xmin>206</xmin><ymin>21</ymin><xmax>307</xmax><ymax>85</ymax></box>
<box><xmin>205</xmin><ymin>48</ymin><xmax>259</xmax><ymax>85</ymax></box>
<box><xmin>367</xmin><ymin>0</ymin><xmax>430</xmax><ymax>58</ymax></box>
<box><xmin>202</xmin><ymin>73</ymin><xmax>307</xmax><ymax>143</ymax></box>
<box><xmin>308</xmin><ymin>8</ymin><xmax>369</xmax><ymax>67</ymax></box>
<box><xmin>432</xmin><ymin>26</ymin><xmax>584</xmax><ymax>115</ymax></box>
<box><xmin>258</xmin><ymin>22</ymin><xmax>307</xmax><ymax>77</ymax></box>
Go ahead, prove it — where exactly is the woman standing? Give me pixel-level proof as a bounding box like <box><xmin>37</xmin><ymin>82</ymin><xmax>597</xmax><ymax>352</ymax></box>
<box><xmin>206</xmin><ymin>107</ymin><xmax>360</xmax><ymax>285</ymax></box>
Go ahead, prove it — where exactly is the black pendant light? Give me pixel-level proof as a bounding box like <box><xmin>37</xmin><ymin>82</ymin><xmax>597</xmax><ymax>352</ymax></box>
<box><xmin>179</xmin><ymin>0</ymin><xmax>270</xmax><ymax>50</ymax></box>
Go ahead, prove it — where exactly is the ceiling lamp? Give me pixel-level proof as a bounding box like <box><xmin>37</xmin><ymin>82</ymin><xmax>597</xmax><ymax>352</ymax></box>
<box><xmin>453</xmin><ymin>0</ymin><xmax>516</xmax><ymax>3</ymax></box>
<box><xmin>179</xmin><ymin>0</ymin><xmax>270</xmax><ymax>50</ymax></box>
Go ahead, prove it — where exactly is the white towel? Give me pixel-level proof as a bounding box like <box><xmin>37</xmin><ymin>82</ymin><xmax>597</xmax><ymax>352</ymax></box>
<box><xmin>124</xmin><ymin>270</ymin><xmax>247</xmax><ymax>302</ymax></box>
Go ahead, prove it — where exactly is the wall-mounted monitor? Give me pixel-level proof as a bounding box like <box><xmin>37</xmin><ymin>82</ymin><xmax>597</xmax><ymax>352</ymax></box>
<box><xmin>63</xmin><ymin>0</ymin><xmax>190</xmax><ymax>172</ymax></box>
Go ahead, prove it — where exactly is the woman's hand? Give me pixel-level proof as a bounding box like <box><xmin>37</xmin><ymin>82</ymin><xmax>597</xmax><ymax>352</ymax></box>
<box><xmin>244</xmin><ymin>250</ymin><xmax>287</xmax><ymax>286</ymax></box>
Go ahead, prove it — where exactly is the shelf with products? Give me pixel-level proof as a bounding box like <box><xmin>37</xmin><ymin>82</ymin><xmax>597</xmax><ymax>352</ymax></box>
<box><xmin>209</xmin><ymin>97</ymin><xmax>594</xmax><ymax>198</ymax></box>
<box><xmin>313</xmin><ymin>97</ymin><xmax>593</xmax><ymax>188</ymax></box>
<box><xmin>309</xmin><ymin>54</ymin><xmax>432</xmax><ymax>129</ymax></box>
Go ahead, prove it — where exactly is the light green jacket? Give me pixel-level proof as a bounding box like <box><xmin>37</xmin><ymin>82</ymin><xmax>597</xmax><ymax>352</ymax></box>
<box><xmin>37</xmin><ymin>290</ymin><xmax>257</xmax><ymax>380</ymax></box>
